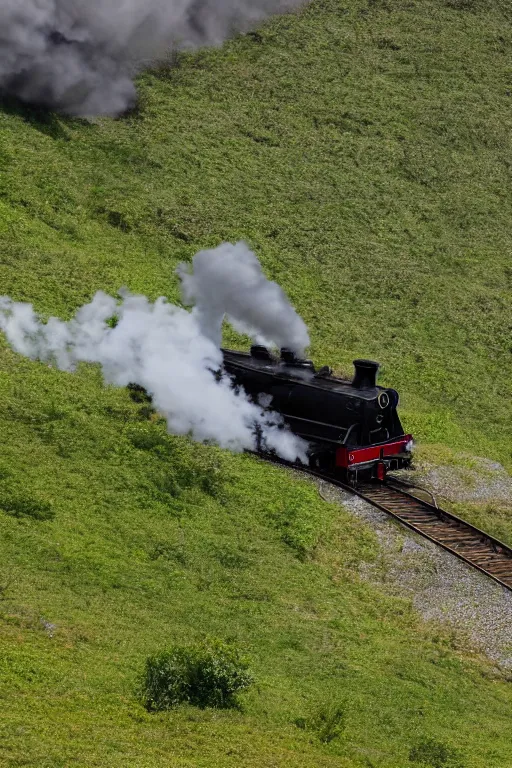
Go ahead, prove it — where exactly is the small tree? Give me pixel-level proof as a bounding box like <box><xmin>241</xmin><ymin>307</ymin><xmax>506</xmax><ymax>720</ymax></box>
<box><xmin>140</xmin><ymin>639</ymin><xmax>253</xmax><ymax>711</ymax></box>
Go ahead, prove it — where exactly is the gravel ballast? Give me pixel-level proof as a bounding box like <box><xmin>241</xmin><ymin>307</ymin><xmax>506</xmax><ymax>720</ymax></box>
<box><xmin>315</xmin><ymin>460</ymin><xmax>512</xmax><ymax>671</ymax></box>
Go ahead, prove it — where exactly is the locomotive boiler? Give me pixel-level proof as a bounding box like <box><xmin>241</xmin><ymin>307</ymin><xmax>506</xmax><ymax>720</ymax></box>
<box><xmin>222</xmin><ymin>346</ymin><xmax>413</xmax><ymax>483</ymax></box>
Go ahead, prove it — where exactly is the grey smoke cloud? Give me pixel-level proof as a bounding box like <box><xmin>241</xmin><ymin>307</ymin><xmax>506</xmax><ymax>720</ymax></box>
<box><xmin>0</xmin><ymin>0</ymin><xmax>305</xmax><ymax>116</ymax></box>
<box><xmin>179</xmin><ymin>241</ymin><xmax>310</xmax><ymax>355</ymax></box>
<box><xmin>0</xmin><ymin>241</ymin><xmax>309</xmax><ymax>462</ymax></box>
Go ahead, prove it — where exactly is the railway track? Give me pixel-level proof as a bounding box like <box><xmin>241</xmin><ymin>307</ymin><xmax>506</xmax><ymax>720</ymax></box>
<box><xmin>261</xmin><ymin>455</ymin><xmax>512</xmax><ymax>591</ymax></box>
<box><xmin>355</xmin><ymin>480</ymin><xmax>512</xmax><ymax>591</ymax></box>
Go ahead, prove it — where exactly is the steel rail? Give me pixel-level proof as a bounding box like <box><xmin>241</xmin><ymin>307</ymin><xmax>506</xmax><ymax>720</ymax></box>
<box><xmin>255</xmin><ymin>454</ymin><xmax>512</xmax><ymax>592</ymax></box>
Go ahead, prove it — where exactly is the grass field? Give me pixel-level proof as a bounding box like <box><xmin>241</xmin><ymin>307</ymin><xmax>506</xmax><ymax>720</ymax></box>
<box><xmin>0</xmin><ymin>0</ymin><xmax>511</xmax><ymax>765</ymax></box>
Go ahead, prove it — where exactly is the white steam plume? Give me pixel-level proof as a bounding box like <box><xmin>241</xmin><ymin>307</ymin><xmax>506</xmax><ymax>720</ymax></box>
<box><xmin>0</xmin><ymin>0</ymin><xmax>307</xmax><ymax>116</ymax></box>
<box><xmin>179</xmin><ymin>241</ymin><xmax>310</xmax><ymax>354</ymax></box>
<box><xmin>0</xmin><ymin>242</ymin><xmax>309</xmax><ymax>462</ymax></box>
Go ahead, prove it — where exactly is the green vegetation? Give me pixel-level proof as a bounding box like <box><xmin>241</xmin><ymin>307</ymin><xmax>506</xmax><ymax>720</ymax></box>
<box><xmin>295</xmin><ymin>701</ymin><xmax>348</xmax><ymax>744</ymax></box>
<box><xmin>140</xmin><ymin>639</ymin><xmax>253</xmax><ymax>711</ymax></box>
<box><xmin>0</xmin><ymin>0</ymin><xmax>511</xmax><ymax>765</ymax></box>
<box><xmin>409</xmin><ymin>738</ymin><xmax>465</xmax><ymax>768</ymax></box>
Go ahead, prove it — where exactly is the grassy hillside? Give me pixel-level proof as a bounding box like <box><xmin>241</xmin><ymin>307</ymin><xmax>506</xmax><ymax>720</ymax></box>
<box><xmin>0</xmin><ymin>0</ymin><xmax>511</xmax><ymax>766</ymax></box>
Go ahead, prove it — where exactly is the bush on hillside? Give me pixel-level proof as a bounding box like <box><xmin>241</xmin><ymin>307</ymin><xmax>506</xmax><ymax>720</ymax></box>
<box><xmin>0</xmin><ymin>493</ymin><xmax>54</xmax><ymax>521</ymax></box>
<box><xmin>140</xmin><ymin>639</ymin><xmax>253</xmax><ymax>711</ymax></box>
<box><xmin>311</xmin><ymin>703</ymin><xmax>346</xmax><ymax>744</ymax></box>
<box><xmin>409</xmin><ymin>738</ymin><xmax>465</xmax><ymax>767</ymax></box>
<box><xmin>295</xmin><ymin>701</ymin><xmax>346</xmax><ymax>744</ymax></box>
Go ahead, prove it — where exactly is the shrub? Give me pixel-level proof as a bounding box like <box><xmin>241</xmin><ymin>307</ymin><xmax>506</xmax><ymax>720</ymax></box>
<box><xmin>127</xmin><ymin>382</ymin><xmax>152</xmax><ymax>404</ymax></box>
<box><xmin>140</xmin><ymin>639</ymin><xmax>253</xmax><ymax>711</ymax></box>
<box><xmin>311</xmin><ymin>703</ymin><xmax>346</xmax><ymax>744</ymax></box>
<box><xmin>126</xmin><ymin>424</ymin><xmax>168</xmax><ymax>452</ymax></box>
<box><xmin>0</xmin><ymin>493</ymin><xmax>54</xmax><ymax>521</ymax></box>
<box><xmin>295</xmin><ymin>702</ymin><xmax>346</xmax><ymax>744</ymax></box>
<box><xmin>409</xmin><ymin>738</ymin><xmax>465</xmax><ymax>767</ymax></box>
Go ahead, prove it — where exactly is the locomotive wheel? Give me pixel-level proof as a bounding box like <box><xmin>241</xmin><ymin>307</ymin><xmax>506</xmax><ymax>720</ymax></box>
<box><xmin>309</xmin><ymin>449</ymin><xmax>335</xmax><ymax>472</ymax></box>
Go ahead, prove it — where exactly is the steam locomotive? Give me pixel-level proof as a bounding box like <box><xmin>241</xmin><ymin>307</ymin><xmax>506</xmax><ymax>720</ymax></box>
<box><xmin>222</xmin><ymin>346</ymin><xmax>413</xmax><ymax>484</ymax></box>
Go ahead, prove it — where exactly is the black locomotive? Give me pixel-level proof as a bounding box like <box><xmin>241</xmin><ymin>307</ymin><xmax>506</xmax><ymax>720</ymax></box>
<box><xmin>222</xmin><ymin>346</ymin><xmax>413</xmax><ymax>483</ymax></box>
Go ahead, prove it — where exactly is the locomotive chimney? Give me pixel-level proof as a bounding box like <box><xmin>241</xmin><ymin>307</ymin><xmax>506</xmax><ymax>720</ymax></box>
<box><xmin>352</xmin><ymin>359</ymin><xmax>380</xmax><ymax>389</ymax></box>
<box><xmin>280</xmin><ymin>347</ymin><xmax>297</xmax><ymax>364</ymax></box>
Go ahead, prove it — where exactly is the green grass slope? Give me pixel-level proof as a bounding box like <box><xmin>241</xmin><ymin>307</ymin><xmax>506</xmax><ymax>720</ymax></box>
<box><xmin>0</xmin><ymin>0</ymin><xmax>511</xmax><ymax>765</ymax></box>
